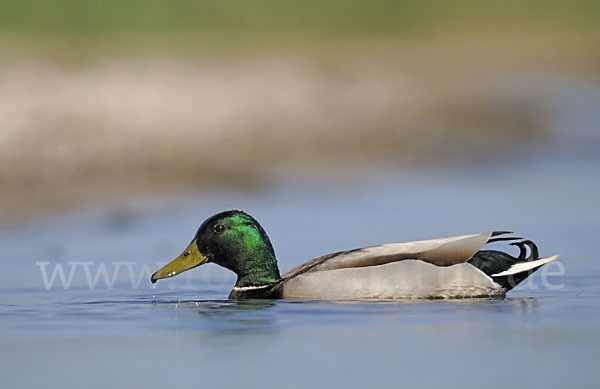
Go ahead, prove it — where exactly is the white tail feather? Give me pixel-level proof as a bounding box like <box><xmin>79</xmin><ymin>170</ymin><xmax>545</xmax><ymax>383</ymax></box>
<box><xmin>491</xmin><ymin>255</ymin><xmax>560</xmax><ymax>277</ymax></box>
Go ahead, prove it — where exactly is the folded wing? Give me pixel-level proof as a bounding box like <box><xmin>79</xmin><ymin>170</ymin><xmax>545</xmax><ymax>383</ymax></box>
<box><xmin>283</xmin><ymin>232</ymin><xmax>493</xmax><ymax>280</ymax></box>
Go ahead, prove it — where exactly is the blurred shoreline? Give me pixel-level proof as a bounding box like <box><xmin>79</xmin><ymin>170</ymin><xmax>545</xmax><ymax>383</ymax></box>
<box><xmin>2</xmin><ymin>45</ymin><xmax>599</xmax><ymax>223</ymax></box>
<box><xmin>1</xmin><ymin>1</ymin><xmax>599</xmax><ymax>223</ymax></box>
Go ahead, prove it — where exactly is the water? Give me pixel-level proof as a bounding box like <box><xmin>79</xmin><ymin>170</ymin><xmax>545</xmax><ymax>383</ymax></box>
<box><xmin>1</xmin><ymin>77</ymin><xmax>600</xmax><ymax>388</ymax></box>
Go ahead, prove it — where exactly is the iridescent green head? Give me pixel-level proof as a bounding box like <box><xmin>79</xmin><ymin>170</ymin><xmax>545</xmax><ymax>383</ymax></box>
<box><xmin>151</xmin><ymin>210</ymin><xmax>281</xmax><ymax>288</ymax></box>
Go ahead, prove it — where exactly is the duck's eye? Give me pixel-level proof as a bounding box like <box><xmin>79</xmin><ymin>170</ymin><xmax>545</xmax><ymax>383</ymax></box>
<box><xmin>183</xmin><ymin>251</ymin><xmax>190</xmax><ymax>257</ymax></box>
<box><xmin>214</xmin><ymin>224</ymin><xmax>226</xmax><ymax>234</ymax></box>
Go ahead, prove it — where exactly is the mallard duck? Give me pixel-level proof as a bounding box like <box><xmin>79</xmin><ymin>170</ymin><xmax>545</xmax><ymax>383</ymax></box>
<box><xmin>150</xmin><ymin>210</ymin><xmax>559</xmax><ymax>300</ymax></box>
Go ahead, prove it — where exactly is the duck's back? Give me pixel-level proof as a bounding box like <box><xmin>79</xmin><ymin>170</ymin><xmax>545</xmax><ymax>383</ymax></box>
<box><xmin>272</xmin><ymin>232</ymin><xmax>557</xmax><ymax>300</ymax></box>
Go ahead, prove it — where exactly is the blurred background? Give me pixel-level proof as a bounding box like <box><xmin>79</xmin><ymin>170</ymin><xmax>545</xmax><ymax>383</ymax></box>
<box><xmin>1</xmin><ymin>2</ymin><xmax>600</xmax><ymax>388</ymax></box>
<box><xmin>1</xmin><ymin>0</ymin><xmax>598</xmax><ymax>220</ymax></box>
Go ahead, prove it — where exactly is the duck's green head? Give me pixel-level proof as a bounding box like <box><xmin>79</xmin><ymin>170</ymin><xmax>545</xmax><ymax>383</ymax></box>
<box><xmin>151</xmin><ymin>210</ymin><xmax>281</xmax><ymax>288</ymax></box>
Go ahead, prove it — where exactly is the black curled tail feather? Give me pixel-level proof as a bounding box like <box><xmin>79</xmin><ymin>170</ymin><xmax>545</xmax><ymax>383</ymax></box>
<box><xmin>468</xmin><ymin>237</ymin><xmax>543</xmax><ymax>291</ymax></box>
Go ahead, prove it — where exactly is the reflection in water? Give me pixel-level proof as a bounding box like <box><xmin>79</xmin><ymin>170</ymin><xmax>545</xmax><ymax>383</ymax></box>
<box><xmin>146</xmin><ymin>295</ymin><xmax>548</xmax><ymax>336</ymax></box>
<box><xmin>449</xmin><ymin>297</ymin><xmax>540</xmax><ymax>314</ymax></box>
<box><xmin>157</xmin><ymin>299</ymin><xmax>278</xmax><ymax>335</ymax></box>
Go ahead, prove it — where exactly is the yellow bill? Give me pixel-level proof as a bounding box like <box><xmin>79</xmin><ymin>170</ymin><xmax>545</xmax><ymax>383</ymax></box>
<box><xmin>151</xmin><ymin>239</ymin><xmax>208</xmax><ymax>283</ymax></box>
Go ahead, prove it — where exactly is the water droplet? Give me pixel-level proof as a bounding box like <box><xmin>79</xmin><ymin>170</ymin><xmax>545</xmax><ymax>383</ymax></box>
<box><xmin>152</xmin><ymin>283</ymin><xmax>156</xmax><ymax>299</ymax></box>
